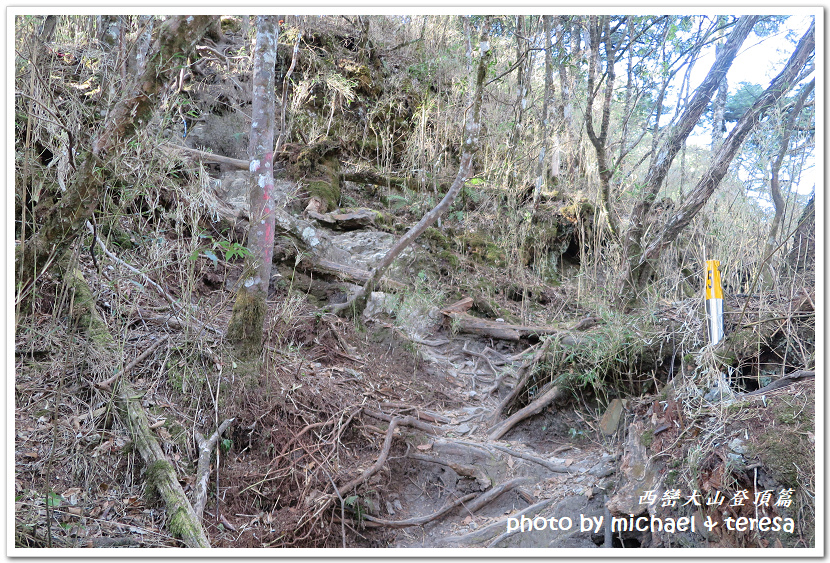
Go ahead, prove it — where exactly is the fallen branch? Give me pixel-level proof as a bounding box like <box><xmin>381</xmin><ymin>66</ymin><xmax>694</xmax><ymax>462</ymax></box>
<box><xmin>96</xmin><ymin>335</ymin><xmax>169</xmax><ymax>391</ymax></box>
<box><xmin>118</xmin><ymin>382</ymin><xmax>210</xmax><ymax>548</ymax></box>
<box><xmin>161</xmin><ymin>142</ymin><xmax>249</xmax><ymax>169</ymax></box>
<box><xmin>740</xmin><ymin>369</ymin><xmax>815</xmax><ymax>397</ymax></box>
<box><xmin>193</xmin><ymin>418</ymin><xmax>235</xmax><ymax>520</ymax></box>
<box><xmin>490</xmin><ymin>337</ymin><xmax>555</xmax><ymax>424</ymax></box>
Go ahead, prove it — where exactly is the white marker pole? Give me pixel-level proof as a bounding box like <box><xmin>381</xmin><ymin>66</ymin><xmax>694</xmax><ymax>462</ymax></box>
<box><xmin>705</xmin><ymin>260</ymin><xmax>724</xmax><ymax>345</ymax></box>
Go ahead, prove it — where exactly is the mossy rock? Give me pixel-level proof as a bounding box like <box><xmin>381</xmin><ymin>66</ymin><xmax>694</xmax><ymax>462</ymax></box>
<box><xmin>338</xmin><ymin>58</ymin><xmax>382</xmax><ymax>97</ymax></box>
<box><xmin>220</xmin><ymin>15</ymin><xmax>242</xmax><ymax>33</ymax></box>
<box><xmin>560</xmin><ymin>195</ymin><xmax>594</xmax><ymax>221</ymax></box>
<box><xmin>423</xmin><ymin>227</ymin><xmax>450</xmax><ymax>250</ymax></box>
<box><xmin>458</xmin><ymin>231</ymin><xmax>506</xmax><ymax>267</ymax></box>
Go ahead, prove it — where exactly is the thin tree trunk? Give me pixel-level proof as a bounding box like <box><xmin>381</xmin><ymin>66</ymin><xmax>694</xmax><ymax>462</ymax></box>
<box><xmin>531</xmin><ymin>15</ymin><xmax>554</xmax><ymax>210</ymax></box>
<box><xmin>226</xmin><ymin>16</ymin><xmax>279</xmax><ymax>354</ymax></box>
<box><xmin>763</xmin><ymin>79</ymin><xmax>814</xmax><ymax>260</ymax></box>
<box><xmin>632</xmin><ymin>23</ymin><xmax>814</xmax><ymax>292</ymax></box>
<box><xmin>618</xmin><ymin>15</ymin><xmax>759</xmax><ymax>304</ymax></box>
<box><xmin>585</xmin><ymin>15</ymin><xmax>618</xmax><ymax>237</ymax></box>
<box><xmin>328</xmin><ymin>18</ymin><xmax>493</xmax><ymax>316</ymax></box>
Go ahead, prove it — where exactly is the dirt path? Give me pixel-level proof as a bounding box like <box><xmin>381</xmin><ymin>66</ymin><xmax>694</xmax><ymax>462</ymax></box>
<box><xmin>368</xmin><ymin>331</ymin><xmax>618</xmax><ymax>548</ymax></box>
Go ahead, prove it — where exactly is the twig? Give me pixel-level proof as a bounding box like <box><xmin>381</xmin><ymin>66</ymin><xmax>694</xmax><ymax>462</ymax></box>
<box><xmin>325</xmin><ymin>471</ymin><xmax>347</xmax><ymax>548</ymax></box>
<box><xmin>193</xmin><ymin>418</ymin><xmax>235</xmax><ymax>520</ymax></box>
<box><xmin>95</xmin><ymin>335</ymin><xmax>169</xmax><ymax>391</ymax></box>
<box><xmin>86</xmin><ymin>222</ymin><xmax>220</xmax><ymax>335</ymax></box>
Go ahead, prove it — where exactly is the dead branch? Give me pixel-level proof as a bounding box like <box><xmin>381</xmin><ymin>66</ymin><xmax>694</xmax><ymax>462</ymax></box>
<box><xmin>363</xmin><ymin>408</ymin><xmax>439</xmax><ymax>435</ymax></box>
<box><xmin>193</xmin><ymin>417</ymin><xmax>235</xmax><ymax>520</ymax></box>
<box><xmin>118</xmin><ymin>382</ymin><xmax>210</xmax><ymax>548</ymax></box>
<box><xmin>490</xmin><ymin>337</ymin><xmax>555</xmax><ymax>423</ymax></box>
<box><xmin>161</xmin><ymin>142</ymin><xmax>249</xmax><ymax>169</ymax></box>
<box><xmin>95</xmin><ymin>335</ymin><xmax>169</xmax><ymax>391</ymax></box>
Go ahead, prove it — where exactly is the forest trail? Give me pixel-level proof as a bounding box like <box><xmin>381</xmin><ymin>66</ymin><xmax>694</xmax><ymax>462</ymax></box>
<box><xmin>14</xmin><ymin>13</ymin><xmax>815</xmax><ymax>551</ymax></box>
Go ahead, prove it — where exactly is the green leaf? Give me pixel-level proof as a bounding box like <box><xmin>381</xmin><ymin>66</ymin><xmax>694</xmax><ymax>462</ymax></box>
<box><xmin>203</xmin><ymin>250</ymin><xmax>218</xmax><ymax>267</ymax></box>
<box><xmin>46</xmin><ymin>492</ymin><xmax>63</xmax><ymax>507</ymax></box>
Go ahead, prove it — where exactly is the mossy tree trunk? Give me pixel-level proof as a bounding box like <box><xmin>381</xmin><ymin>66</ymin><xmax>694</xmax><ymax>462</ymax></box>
<box><xmin>226</xmin><ymin>16</ymin><xmax>279</xmax><ymax>355</ymax></box>
<box><xmin>16</xmin><ymin>15</ymin><xmax>214</xmax><ymax>299</ymax></box>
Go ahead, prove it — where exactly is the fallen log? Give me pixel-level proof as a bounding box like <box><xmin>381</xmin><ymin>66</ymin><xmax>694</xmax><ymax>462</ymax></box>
<box><xmin>118</xmin><ymin>382</ymin><xmax>211</xmax><ymax>548</ymax></box>
<box><xmin>442</xmin><ymin>310</ymin><xmax>581</xmax><ymax>343</ymax></box>
<box><xmin>298</xmin><ymin>256</ymin><xmax>407</xmax><ymax>293</ymax></box>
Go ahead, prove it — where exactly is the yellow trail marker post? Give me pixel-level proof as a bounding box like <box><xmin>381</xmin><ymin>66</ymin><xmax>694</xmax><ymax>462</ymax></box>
<box><xmin>705</xmin><ymin>260</ymin><xmax>724</xmax><ymax>345</ymax></box>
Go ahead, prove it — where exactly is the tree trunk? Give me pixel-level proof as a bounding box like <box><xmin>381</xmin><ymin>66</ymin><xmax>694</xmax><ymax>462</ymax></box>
<box><xmin>585</xmin><ymin>15</ymin><xmax>618</xmax><ymax>237</ymax></box>
<box><xmin>226</xmin><ymin>16</ymin><xmax>279</xmax><ymax>355</ymax></box>
<box><xmin>530</xmin><ymin>15</ymin><xmax>554</xmax><ymax>209</ymax></box>
<box><xmin>710</xmin><ymin>18</ymin><xmax>728</xmax><ymax>150</ymax></box>
<box><xmin>631</xmin><ymin>22</ymin><xmax>814</xmax><ymax>293</ymax></box>
<box><xmin>763</xmin><ymin>79</ymin><xmax>814</xmax><ymax>261</ymax></box>
<box><xmin>328</xmin><ymin>18</ymin><xmax>493</xmax><ymax>316</ymax></box>
<box><xmin>16</xmin><ymin>16</ymin><xmax>214</xmax><ymax>298</ymax></box>
<box><xmin>618</xmin><ymin>15</ymin><xmax>759</xmax><ymax>304</ymax></box>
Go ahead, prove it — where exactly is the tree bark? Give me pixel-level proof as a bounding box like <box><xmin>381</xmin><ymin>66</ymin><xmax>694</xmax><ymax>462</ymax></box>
<box><xmin>618</xmin><ymin>15</ymin><xmax>759</xmax><ymax>304</ymax></box>
<box><xmin>226</xmin><ymin>16</ymin><xmax>279</xmax><ymax>354</ymax></box>
<box><xmin>632</xmin><ymin>22</ymin><xmax>814</xmax><ymax>292</ymax></box>
<box><xmin>327</xmin><ymin>18</ymin><xmax>492</xmax><ymax>316</ymax></box>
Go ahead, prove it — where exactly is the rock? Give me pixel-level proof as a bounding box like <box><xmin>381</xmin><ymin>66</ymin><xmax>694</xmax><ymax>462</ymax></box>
<box><xmin>307</xmin><ymin>208</ymin><xmax>377</xmax><ymax>230</ymax></box>
<box><xmin>728</xmin><ymin>437</ymin><xmax>747</xmax><ymax>454</ymax></box>
<box><xmin>599</xmin><ymin>398</ymin><xmax>626</xmax><ymax>436</ymax></box>
<box><xmin>361</xmin><ymin>291</ymin><xmax>399</xmax><ymax>322</ymax></box>
<box><xmin>329</xmin><ymin>230</ymin><xmax>414</xmax><ymax>273</ymax></box>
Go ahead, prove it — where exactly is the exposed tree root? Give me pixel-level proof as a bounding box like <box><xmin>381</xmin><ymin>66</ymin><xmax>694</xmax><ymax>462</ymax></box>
<box><xmin>357</xmin><ymin>493</ymin><xmax>478</xmax><ymax>528</ymax></box>
<box><xmin>488</xmin><ymin>384</ymin><xmax>563</xmax><ymax>441</ymax></box>
<box><xmin>439</xmin><ymin>497</ymin><xmax>558</xmax><ymax>546</ymax></box>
